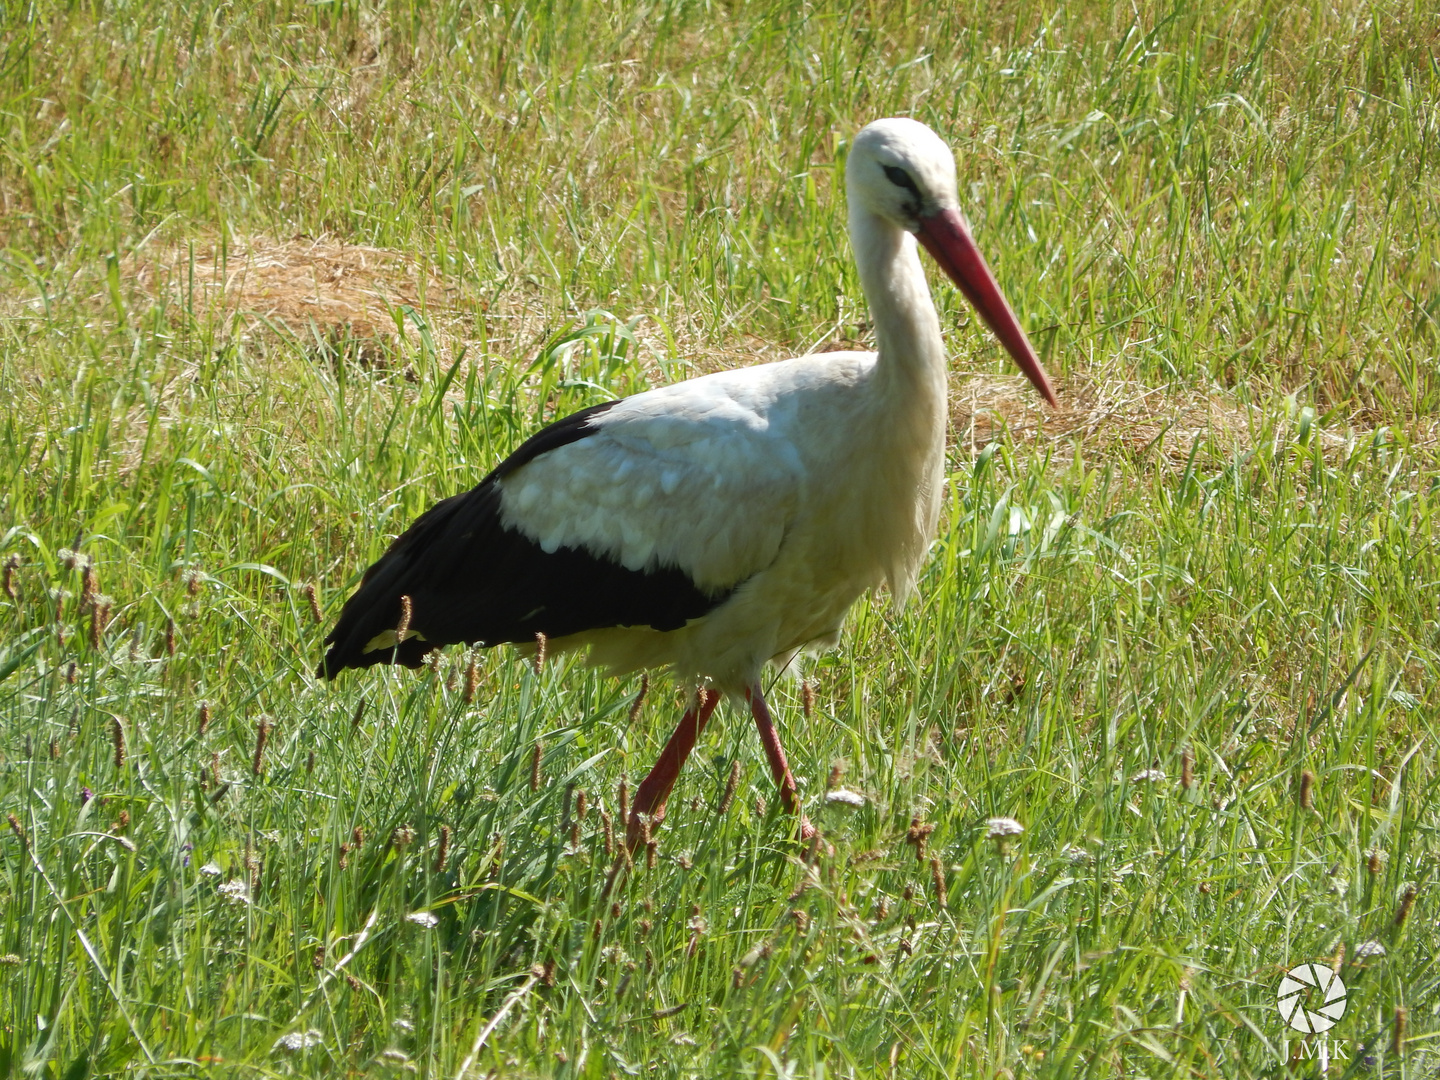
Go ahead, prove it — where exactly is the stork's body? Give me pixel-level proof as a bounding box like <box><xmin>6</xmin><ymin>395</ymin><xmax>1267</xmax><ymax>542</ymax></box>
<box><xmin>321</xmin><ymin>119</ymin><xmax>1057</xmax><ymax>843</ymax></box>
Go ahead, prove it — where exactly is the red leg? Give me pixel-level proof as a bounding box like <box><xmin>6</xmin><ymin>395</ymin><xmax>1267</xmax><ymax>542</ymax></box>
<box><xmin>626</xmin><ymin>688</ymin><xmax>721</xmax><ymax>849</ymax></box>
<box><xmin>746</xmin><ymin>683</ymin><xmax>817</xmax><ymax>840</ymax></box>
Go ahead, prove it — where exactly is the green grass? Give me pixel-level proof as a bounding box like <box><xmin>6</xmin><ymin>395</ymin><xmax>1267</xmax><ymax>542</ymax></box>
<box><xmin>1</xmin><ymin>0</ymin><xmax>1438</xmax><ymax>1076</ymax></box>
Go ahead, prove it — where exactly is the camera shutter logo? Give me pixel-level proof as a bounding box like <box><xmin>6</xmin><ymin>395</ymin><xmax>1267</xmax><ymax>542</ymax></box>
<box><xmin>1276</xmin><ymin>964</ymin><xmax>1347</xmax><ymax>1034</ymax></box>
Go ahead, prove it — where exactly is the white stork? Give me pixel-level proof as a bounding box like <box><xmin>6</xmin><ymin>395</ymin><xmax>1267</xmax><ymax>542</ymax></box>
<box><xmin>320</xmin><ymin>118</ymin><xmax>1057</xmax><ymax>845</ymax></box>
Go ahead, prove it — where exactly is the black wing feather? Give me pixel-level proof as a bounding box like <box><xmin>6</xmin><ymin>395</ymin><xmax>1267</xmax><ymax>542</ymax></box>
<box><xmin>319</xmin><ymin>400</ymin><xmax>730</xmax><ymax>678</ymax></box>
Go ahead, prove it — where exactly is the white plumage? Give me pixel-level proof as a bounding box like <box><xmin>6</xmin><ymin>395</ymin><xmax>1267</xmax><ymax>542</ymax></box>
<box><xmin>322</xmin><ymin>117</ymin><xmax>1057</xmax><ymax>844</ymax></box>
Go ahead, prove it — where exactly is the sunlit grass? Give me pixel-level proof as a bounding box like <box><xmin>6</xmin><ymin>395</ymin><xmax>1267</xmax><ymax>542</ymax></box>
<box><xmin>1</xmin><ymin>0</ymin><xmax>1437</xmax><ymax>1077</ymax></box>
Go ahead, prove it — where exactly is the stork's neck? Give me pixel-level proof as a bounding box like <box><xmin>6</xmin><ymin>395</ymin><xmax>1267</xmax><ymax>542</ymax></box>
<box><xmin>849</xmin><ymin>207</ymin><xmax>948</xmax><ymax>394</ymax></box>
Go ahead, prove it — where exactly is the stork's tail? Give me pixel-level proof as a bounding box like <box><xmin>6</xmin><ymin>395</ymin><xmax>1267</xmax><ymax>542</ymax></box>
<box><xmin>318</xmin><ymin>490</ymin><xmax>480</xmax><ymax>678</ymax></box>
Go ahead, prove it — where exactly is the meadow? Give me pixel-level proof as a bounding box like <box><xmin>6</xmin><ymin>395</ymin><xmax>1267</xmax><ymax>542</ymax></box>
<box><xmin>1</xmin><ymin>0</ymin><xmax>1438</xmax><ymax>1076</ymax></box>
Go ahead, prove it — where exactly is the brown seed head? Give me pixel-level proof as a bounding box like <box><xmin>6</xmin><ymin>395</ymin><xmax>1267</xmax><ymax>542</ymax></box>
<box><xmin>463</xmin><ymin>653</ymin><xmax>479</xmax><ymax>703</ymax></box>
<box><xmin>164</xmin><ymin>618</ymin><xmax>176</xmax><ymax>657</ymax></box>
<box><xmin>618</xmin><ymin>777</ymin><xmax>629</xmax><ymax>823</ymax></box>
<box><xmin>600</xmin><ymin>808</ymin><xmax>614</xmax><ymax>856</ymax></box>
<box><xmin>90</xmin><ymin>599</ymin><xmax>111</xmax><ymax>650</ymax></box>
<box><xmin>305</xmin><ymin>749</ymin><xmax>315</xmax><ymax>774</ymax></box>
<box><xmin>65</xmin><ymin>661</ymin><xmax>77</xmax><ymax>685</ymax></box>
<box><xmin>391</xmin><ymin>824</ymin><xmax>415</xmax><ymax>849</ymax></box>
<box><xmin>802</xmin><ymin>679</ymin><xmax>815</xmax><ymax>719</ymax></box>
<box><xmin>252</xmin><ymin>718</ymin><xmax>271</xmax><ymax>776</ymax></box>
<box><xmin>352</xmin><ymin>826</ymin><xmax>365</xmax><ymax>848</ymax></box>
<box><xmin>112</xmin><ymin>717</ymin><xmax>126</xmax><ymax>769</ymax></box>
<box><xmin>302</xmin><ymin>583</ymin><xmax>322</xmax><ymax>624</ymax></box>
<box><xmin>81</xmin><ymin>563</ymin><xmax>97</xmax><ymax>608</ymax></box>
<box><xmin>48</xmin><ymin>738</ymin><xmax>59</xmax><ymax>760</ymax></box>
<box><xmin>395</xmin><ymin>595</ymin><xmax>412</xmax><ymax>640</ymax></box>
<box><xmin>351</xmin><ymin>699</ymin><xmax>366</xmax><ymax>730</ymax></box>
<box><xmin>2</xmin><ymin>554</ymin><xmax>19</xmax><ymax>601</ymax></box>
<box><xmin>6</xmin><ymin>813</ymin><xmax>26</xmax><ymax>852</ymax></box>
<box><xmin>1299</xmin><ymin>769</ymin><xmax>1314</xmax><ymax>810</ymax></box>
<box><xmin>576</xmin><ymin>789</ymin><xmax>588</xmax><ymax>819</ymax></box>
<box><xmin>827</xmin><ymin>760</ymin><xmax>843</xmax><ymax>789</ymax></box>
<box><xmin>529</xmin><ymin>742</ymin><xmax>543</xmax><ymax>791</ymax></box>
<box><xmin>930</xmin><ymin>856</ymin><xmax>948</xmax><ymax>908</ymax></box>
<box><xmin>646</xmin><ymin>838</ymin><xmax>658</xmax><ymax>870</ymax></box>
<box><xmin>533</xmin><ymin>631</ymin><xmax>547</xmax><ymax>674</ymax></box>
<box><xmin>434</xmin><ymin>824</ymin><xmax>452</xmax><ymax>874</ymax></box>
<box><xmin>906</xmin><ymin>816</ymin><xmax>935</xmax><ymax>863</ymax></box>
<box><xmin>198</xmin><ymin>701</ymin><xmax>211</xmax><ymax>736</ymax></box>
<box><xmin>628</xmin><ymin>674</ymin><xmax>649</xmax><ymax>725</ymax></box>
<box><xmin>1394</xmin><ymin>1007</ymin><xmax>1408</xmax><ymax>1056</ymax></box>
<box><xmin>719</xmin><ymin>760</ymin><xmax>741</xmax><ymax>814</ymax></box>
<box><xmin>791</xmin><ymin>908</ymin><xmax>810</xmax><ymax>932</ymax></box>
<box><xmin>1368</xmin><ymin>850</ymin><xmax>1383</xmax><ymax>875</ymax></box>
<box><xmin>1181</xmin><ymin>746</ymin><xmax>1194</xmax><ymax>790</ymax></box>
<box><xmin>1395</xmin><ymin>884</ymin><xmax>1418</xmax><ymax>927</ymax></box>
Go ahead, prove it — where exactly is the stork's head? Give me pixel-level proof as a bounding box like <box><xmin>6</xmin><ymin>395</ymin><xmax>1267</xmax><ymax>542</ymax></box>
<box><xmin>846</xmin><ymin>118</ymin><xmax>1058</xmax><ymax>407</ymax></box>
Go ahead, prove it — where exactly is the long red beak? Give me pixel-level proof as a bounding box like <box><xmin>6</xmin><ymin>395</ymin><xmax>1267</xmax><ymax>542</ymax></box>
<box><xmin>916</xmin><ymin>208</ymin><xmax>1058</xmax><ymax>407</ymax></box>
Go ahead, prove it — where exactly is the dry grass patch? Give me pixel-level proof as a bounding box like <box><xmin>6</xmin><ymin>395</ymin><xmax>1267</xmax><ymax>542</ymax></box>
<box><xmin>952</xmin><ymin>372</ymin><xmax>1440</xmax><ymax>467</ymax></box>
<box><xmin>131</xmin><ymin>234</ymin><xmax>454</xmax><ymax>352</ymax></box>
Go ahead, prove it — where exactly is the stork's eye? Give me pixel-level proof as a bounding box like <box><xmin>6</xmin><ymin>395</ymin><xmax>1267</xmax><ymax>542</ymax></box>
<box><xmin>884</xmin><ymin>165</ymin><xmax>919</xmax><ymax>194</ymax></box>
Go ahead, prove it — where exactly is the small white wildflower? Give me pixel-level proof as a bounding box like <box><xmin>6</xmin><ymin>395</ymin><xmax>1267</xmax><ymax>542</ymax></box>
<box><xmin>199</xmin><ymin>861</ymin><xmax>223</xmax><ymax>876</ymax></box>
<box><xmin>824</xmin><ymin>788</ymin><xmax>865</xmax><ymax>807</ymax></box>
<box><xmin>217</xmin><ymin>879</ymin><xmax>250</xmax><ymax>905</ymax></box>
<box><xmin>1130</xmin><ymin>768</ymin><xmax>1166</xmax><ymax>783</ymax></box>
<box><xmin>273</xmin><ymin>1029</ymin><xmax>323</xmax><ymax>1052</ymax></box>
<box><xmin>986</xmin><ymin>816</ymin><xmax>1024</xmax><ymax>856</ymax></box>
<box><xmin>392</xmin><ymin>1018</ymin><xmax>414</xmax><ymax>1033</ymax></box>
<box><xmin>1353</xmin><ymin>940</ymin><xmax>1386</xmax><ymax>959</ymax></box>
<box><xmin>986</xmin><ymin>817</ymin><xmax>1024</xmax><ymax>839</ymax></box>
<box><xmin>405</xmin><ymin>911</ymin><xmax>438</xmax><ymax>929</ymax></box>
